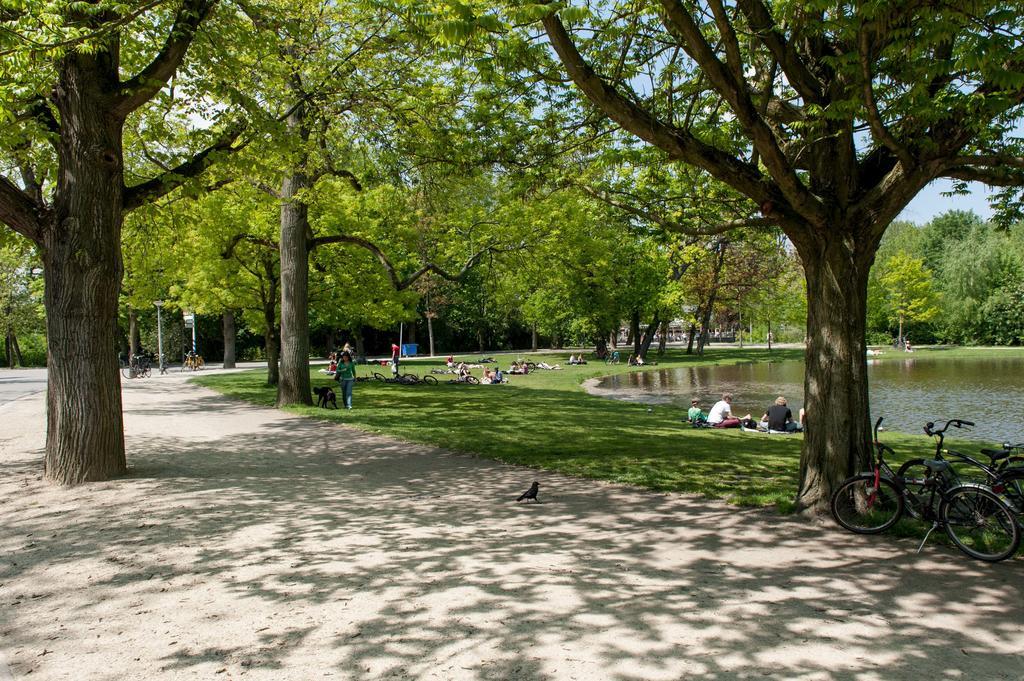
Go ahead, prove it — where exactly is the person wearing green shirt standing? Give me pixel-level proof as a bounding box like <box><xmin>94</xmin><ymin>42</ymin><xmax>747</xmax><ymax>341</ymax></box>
<box><xmin>335</xmin><ymin>351</ymin><xmax>357</xmax><ymax>409</ymax></box>
<box><xmin>687</xmin><ymin>398</ymin><xmax>706</xmax><ymax>424</ymax></box>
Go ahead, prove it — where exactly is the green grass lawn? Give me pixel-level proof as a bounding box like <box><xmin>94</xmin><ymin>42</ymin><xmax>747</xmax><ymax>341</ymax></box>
<box><xmin>194</xmin><ymin>346</ymin><xmax>1005</xmax><ymax>510</ymax></box>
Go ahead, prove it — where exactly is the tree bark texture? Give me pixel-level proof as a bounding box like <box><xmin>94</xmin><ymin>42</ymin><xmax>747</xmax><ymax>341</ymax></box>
<box><xmin>43</xmin><ymin>51</ymin><xmax>126</xmax><ymax>484</ymax></box>
<box><xmin>275</xmin><ymin>106</ymin><xmax>312</xmax><ymax>407</ymax></box>
<box><xmin>685</xmin><ymin>323</ymin><xmax>696</xmax><ymax>354</ymax></box>
<box><xmin>795</xmin><ymin>234</ymin><xmax>874</xmax><ymax>513</ymax></box>
<box><xmin>531</xmin><ymin>325</ymin><xmax>538</xmax><ymax>352</ymax></box>
<box><xmin>657</xmin><ymin>320</ymin><xmax>669</xmax><ymax>355</ymax></box>
<box><xmin>262</xmin><ymin>256</ymin><xmax>280</xmax><ymax>386</ymax></box>
<box><xmin>222</xmin><ymin>310</ymin><xmax>237</xmax><ymax>369</ymax></box>
<box><xmin>638</xmin><ymin>311</ymin><xmax>661</xmax><ymax>359</ymax></box>
<box><xmin>630</xmin><ymin>311</ymin><xmax>641</xmax><ymax>357</ymax></box>
<box><xmin>426</xmin><ymin>314</ymin><xmax>436</xmax><ymax>357</ymax></box>
<box><xmin>128</xmin><ymin>307</ymin><xmax>140</xmax><ymax>358</ymax></box>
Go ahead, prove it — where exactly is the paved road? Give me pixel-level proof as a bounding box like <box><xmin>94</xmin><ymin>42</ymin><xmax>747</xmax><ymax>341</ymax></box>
<box><xmin>0</xmin><ymin>368</ymin><xmax>47</xmax><ymax>406</ymax></box>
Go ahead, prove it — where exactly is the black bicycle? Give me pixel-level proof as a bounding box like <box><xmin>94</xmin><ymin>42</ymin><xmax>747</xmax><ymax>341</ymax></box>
<box><xmin>121</xmin><ymin>355</ymin><xmax>152</xmax><ymax>379</ymax></box>
<box><xmin>831</xmin><ymin>417</ymin><xmax>1020</xmax><ymax>562</ymax></box>
<box><xmin>898</xmin><ymin>420</ymin><xmax>1024</xmax><ymax>519</ymax></box>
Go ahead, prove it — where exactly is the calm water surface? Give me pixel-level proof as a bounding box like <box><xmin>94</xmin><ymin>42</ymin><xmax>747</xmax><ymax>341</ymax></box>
<box><xmin>595</xmin><ymin>356</ymin><xmax>1024</xmax><ymax>442</ymax></box>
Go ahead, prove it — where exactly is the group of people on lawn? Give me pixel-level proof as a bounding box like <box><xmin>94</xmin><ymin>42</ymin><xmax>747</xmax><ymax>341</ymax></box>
<box><xmin>688</xmin><ymin>393</ymin><xmax>805</xmax><ymax>432</ymax></box>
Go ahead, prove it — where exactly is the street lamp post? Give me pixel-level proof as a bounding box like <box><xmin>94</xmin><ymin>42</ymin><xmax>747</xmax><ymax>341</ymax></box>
<box><xmin>154</xmin><ymin>300</ymin><xmax>165</xmax><ymax>374</ymax></box>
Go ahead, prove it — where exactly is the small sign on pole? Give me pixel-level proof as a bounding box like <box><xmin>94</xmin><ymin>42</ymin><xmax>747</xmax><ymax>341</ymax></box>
<box><xmin>183</xmin><ymin>311</ymin><xmax>195</xmax><ymax>329</ymax></box>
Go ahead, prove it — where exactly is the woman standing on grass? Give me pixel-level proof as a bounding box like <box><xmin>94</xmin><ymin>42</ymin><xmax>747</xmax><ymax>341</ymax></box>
<box><xmin>335</xmin><ymin>351</ymin><xmax>356</xmax><ymax>409</ymax></box>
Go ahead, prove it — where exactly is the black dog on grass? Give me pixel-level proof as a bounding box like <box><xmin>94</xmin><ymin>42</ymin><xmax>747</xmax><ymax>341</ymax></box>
<box><xmin>313</xmin><ymin>386</ymin><xmax>337</xmax><ymax>409</ymax></box>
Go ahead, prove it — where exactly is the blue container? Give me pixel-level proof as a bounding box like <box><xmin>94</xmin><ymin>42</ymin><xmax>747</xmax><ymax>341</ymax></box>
<box><xmin>401</xmin><ymin>343</ymin><xmax>418</xmax><ymax>357</ymax></box>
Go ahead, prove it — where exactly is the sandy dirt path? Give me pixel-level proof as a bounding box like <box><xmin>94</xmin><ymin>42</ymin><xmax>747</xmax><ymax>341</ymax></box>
<box><xmin>1</xmin><ymin>374</ymin><xmax>1022</xmax><ymax>680</ymax></box>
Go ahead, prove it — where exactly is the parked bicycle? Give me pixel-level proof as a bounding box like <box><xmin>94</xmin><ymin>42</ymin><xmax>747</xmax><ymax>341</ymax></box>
<box><xmin>830</xmin><ymin>417</ymin><xmax>1020</xmax><ymax>562</ymax></box>
<box><xmin>897</xmin><ymin>419</ymin><xmax>1024</xmax><ymax>519</ymax></box>
<box><xmin>181</xmin><ymin>351</ymin><xmax>204</xmax><ymax>371</ymax></box>
<box><xmin>121</xmin><ymin>355</ymin><xmax>152</xmax><ymax>379</ymax></box>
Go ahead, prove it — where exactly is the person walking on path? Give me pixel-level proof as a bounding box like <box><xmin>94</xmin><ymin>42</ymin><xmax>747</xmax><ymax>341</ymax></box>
<box><xmin>335</xmin><ymin>351</ymin><xmax>357</xmax><ymax>409</ymax></box>
<box><xmin>707</xmin><ymin>393</ymin><xmax>750</xmax><ymax>429</ymax></box>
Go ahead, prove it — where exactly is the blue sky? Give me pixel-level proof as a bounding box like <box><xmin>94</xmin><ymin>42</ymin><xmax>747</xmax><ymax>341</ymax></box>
<box><xmin>898</xmin><ymin>179</ymin><xmax>995</xmax><ymax>225</ymax></box>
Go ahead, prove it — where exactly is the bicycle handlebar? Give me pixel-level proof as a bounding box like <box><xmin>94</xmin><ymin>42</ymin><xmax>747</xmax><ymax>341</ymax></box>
<box><xmin>923</xmin><ymin>419</ymin><xmax>974</xmax><ymax>436</ymax></box>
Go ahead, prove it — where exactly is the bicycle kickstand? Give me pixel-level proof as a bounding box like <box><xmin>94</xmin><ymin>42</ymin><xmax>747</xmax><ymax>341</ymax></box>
<box><xmin>916</xmin><ymin>522</ymin><xmax>939</xmax><ymax>554</ymax></box>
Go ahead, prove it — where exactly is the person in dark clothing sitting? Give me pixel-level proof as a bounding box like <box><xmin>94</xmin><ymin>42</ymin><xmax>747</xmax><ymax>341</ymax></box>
<box><xmin>760</xmin><ymin>396</ymin><xmax>803</xmax><ymax>432</ymax></box>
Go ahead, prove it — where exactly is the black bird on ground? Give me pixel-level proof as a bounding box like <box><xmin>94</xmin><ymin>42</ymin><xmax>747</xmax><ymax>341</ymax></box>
<box><xmin>517</xmin><ymin>481</ymin><xmax>540</xmax><ymax>503</ymax></box>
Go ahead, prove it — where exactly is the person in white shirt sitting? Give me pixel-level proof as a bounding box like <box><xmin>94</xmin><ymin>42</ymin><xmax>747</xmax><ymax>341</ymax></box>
<box><xmin>706</xmin><ymin>393</ymin><xmax>750</xmax><ymax>429</ymax></box>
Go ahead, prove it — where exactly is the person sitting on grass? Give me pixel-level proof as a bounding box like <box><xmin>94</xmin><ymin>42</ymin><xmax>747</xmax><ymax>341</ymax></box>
<box><xmin>707</xmin><ymin>393</ymin><xmax>750</xmax><ymax>429</ymax></box>
<box><xmin>446</xmin><ymin>354</ymin><xmax>454</xmax><ymax>368</ymax></box>
<box><xmin>687</xmin><ymin>398</ymin><xmax>707</xmax><ymax>425</ymax></box>
<box><xmin>493</xmin><ymin>366</ymin><xmax>504</xmax><ymax>384</ymax></box>
<box><xmin>481</xmin><ymin>369</ymin><xmax>493</xmax><ymax>385</ymax></box>
<box><xmin>758</xmin><ymin>396</ymin><xmax>802</xmax><ymax>433</ymax></box>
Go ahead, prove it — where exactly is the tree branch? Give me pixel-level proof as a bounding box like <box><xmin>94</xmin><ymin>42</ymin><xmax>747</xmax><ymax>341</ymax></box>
<box><xmin>113</xmin><ymin>0</ymin><xmax>217</xmax><ymax>118</ymax></box>
<box><xmin>222</xmin><ymin>233</ymin><xmax>279</xmax><ymax>259</ymax></box>
<box><xmin>123</xmin><ymin>121</ymin><xmax>245</xmax><ymax>211</ymax></box>
<box><xmin>16</xmin><ymin>97</ymin><xmax>60</xmax><ymax>136</ymax></box>
<box><xmin>734</xmin><ymin>0</ymin><xmax>825</xmax><ymax>105</ymax></box>
<box><xmin>539</xmin><ymin>11</ymin><xmax>773</xmax><ymax>206</ymax></box>
<box><xmin>309</xmin><ymin>234</ymin><xmax>523</xmax><ymax>291</ymax></box>
<box><xmin>657</xmin><ymin>0</ymin><xmax>823</xmax><ymax>222</ymax></box>
<box><xmin>858</xmin><ymin>29</ymin><xmax>913</xmax><ymax>168</ymax></box>
<box><xmin>0</xmin><ymin>174</ymin><xmax>43</xmax><ymax>244</ymax></box>
<box><xmin>577</xmin><ymin>184</ymin><xmax>774</xmax><ymax>236</ymax></box>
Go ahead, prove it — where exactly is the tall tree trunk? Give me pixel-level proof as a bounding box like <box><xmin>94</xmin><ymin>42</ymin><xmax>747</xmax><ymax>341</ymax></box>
<box><xmin>276</xmin><ymin>105</ymin><xmax>312</xmax><ymax>407</ymax></box>
<box><xmin>477</xmin><ymin>328</ymin><xmax>485</xmax><ymax>353</ymax></box>
<box><xmin>43</xmin><ymin>51</ymin><xmax>126</xmax><ymax>484</ymax></box>
<box><xmin>128</xmin><ymin>307</ymin><xmax>140</xmax><ymax>359</ymax></box>
<box><xmin>11</xmin><ymin>332</ymin><xmax>22</xmax><ymax>366</ymax></box>
<box><xmin>222</xmin><ymin>310</ymin><xmax>237</xmax><ymax>369</ymax></box>
<box><xmin>594</xmin><ymin>334</ymin><xmax>607</xmax><ymax>359</ymax></box>
<box><xmin>697</xmin><ymin>244</ymin><xmax>727</xmax><ymax>356</ymax></box>
<box><xmin>795</xmin><ymin>236</ymin><xmax>873</xmax><ymax>514</ymax></box>
<box><xmin>657</xmin><ymin>319</ymin><xmax>669</xmax><ymax>355</ymax></box>
<box><xmin>4</xmin><ymin>330</ymin><xmax>12</xmax><ymax>368</ymax></box>
<box><xmin>630</xmin><ymin>310</ymin><xmax>641</xmax><ymax>357</ymax></box>
<box><xmin>767</xmin><ymin>319</ymin><xmax>773</xmax><ymax>351</ymax></box>
<box><xmin>426</xmin><ymin>314</ymin><xmax>436</xmax><ymax>357</ymax></box>
<box><xmin>531</xmin><ymin>324</ymin><xmax>538</xmax><ymax>352</ymax></box>
<box><xmin>262</xmin><ymin>258</ymin><xmax>280</xmax><ymax>386</ymax></box>
<box><xmin>638</xmin><ymin>311</ymin><xmax>661</xmax><ymax>359</ymax></box>
<box><xmin>609</xmin><ymin>331</ymin><xmax>617</xmax><ymax>350</ymax></box>
<box><xmin>685</xmin><ymin>322</ymin><xmax>696</xmax><ymax>354</ymax></box>
<box><xmin>353</xmin><ymin>328</ymin><xmax>366</xmax><ymax>364</ymax></box>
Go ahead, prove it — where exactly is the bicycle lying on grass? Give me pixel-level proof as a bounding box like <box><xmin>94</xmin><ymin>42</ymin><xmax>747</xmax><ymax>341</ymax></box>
<box><xmin>830</xmin><ymin>417</ymin><xmax>1020</xmax><ymax>562</ymax></box>
<box><xmin>372</xmin><ymin>372</ymin><xmax>439</xmax><ymax>386</ymax></box>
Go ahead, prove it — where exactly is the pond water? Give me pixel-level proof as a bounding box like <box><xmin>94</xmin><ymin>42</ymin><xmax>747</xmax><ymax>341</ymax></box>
<box><xmin>593</xmin><ymin>355</ymin><xmax>1024</xmax><ymax>442</ymax></box>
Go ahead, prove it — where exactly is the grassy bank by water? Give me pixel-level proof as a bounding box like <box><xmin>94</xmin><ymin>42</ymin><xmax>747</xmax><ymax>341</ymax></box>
<box><xmin>195</xmin><ymin>346</ymin><xmax>1010</xmax><ymax>509</ymax></box>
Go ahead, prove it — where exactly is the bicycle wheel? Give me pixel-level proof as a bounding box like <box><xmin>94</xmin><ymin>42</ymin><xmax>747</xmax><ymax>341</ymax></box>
<box><xmin>996</xmin><ymin>468</ymin><xmax>1024</xmax><ymax>515</ymax></box>
<box><xmin>401</xmin><ymin>373</ymin><xmax>419</xmax><ymax>383</ymax></box>
<box><xmin>941</xmin><ymin>485</ymin><xmax>1021</xmax><ymax>562</ymax></box>
<box><xmin>142</xmin><ymin>366</ymin><xmax>152</xmax><ymax>378</ymax></box>
<box><xmin>121</xmin><ymin>366</ymin><xmax>135</xmax><ymax>379</ymax></box>
<box><xmin>830</xmin><ymin>473</ymin><xmax>904</xmax><ymax>534</ymax></box>
<box><xmin>423</xmin><ymin>375</ymin><xmax>438</xmax><ymax>385</ymax></box>
<box><xmin>465</xmin><ymin>375</ymin><xmax>480</xmax><ymax>385</ymax></box>
<box><xmin>373</xmin><ymin>372</ymin><xmax>387</xmax><ymax>382</ymax></box>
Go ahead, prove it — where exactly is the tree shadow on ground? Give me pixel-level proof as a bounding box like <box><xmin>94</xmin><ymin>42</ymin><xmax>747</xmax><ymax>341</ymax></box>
<box><xmin>0</xmin><ymin>379</ymin><xmax>1022</xmax><ymax>680</ymax></box>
